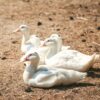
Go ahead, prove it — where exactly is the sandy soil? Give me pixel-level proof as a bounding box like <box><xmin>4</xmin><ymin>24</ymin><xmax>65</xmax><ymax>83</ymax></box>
<box><xmin>0</xmin><ymin>0</ymin><xmax>100</xmax><ymax>100</ymax></box>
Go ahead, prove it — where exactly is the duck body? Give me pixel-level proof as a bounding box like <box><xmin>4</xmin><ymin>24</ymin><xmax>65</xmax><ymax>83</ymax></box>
<box><xmin>45</xmin><ymin>49</ymin><xmax>97</xmax><ymax>72</ymax></box>
<box><xmin>62</xmin><ymin>45</ymin><xmax>71</xmax><ymax>50</ymax></box>
<box><xmin>21</xmin><ymin>51</ymin><xmax>87</xmax><ymax>88</ymax></box>
<box><xmin>43</xmin><ymin>37</ymin><xmax>100</xmax><ymax>72</ymax></box>
<box><xmin>21</xmin><ymin>34</ymin><xmax>41</xmax><ymax>54</ymax></box>
<box><xmin>26</xmin><ymin>35</ymin><xmax>41</xmax><ymax>48</ymax></box>
<box><xmin>24</xmin><ymin>66</ymin><xmax>86</xmax><ymax>88</ymax></box>
<box><xmin>21</xmin><ymin>40</ymin><xmax>34</xmax><ymax>54</ymax></box>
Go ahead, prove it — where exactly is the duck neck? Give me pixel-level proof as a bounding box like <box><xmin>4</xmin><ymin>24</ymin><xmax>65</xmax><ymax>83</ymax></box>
<box><xmin>21</xmin><ymin>31</ymin><xmax>30</xmax><ymax>46</ymax></box>
<box><xmin>57</xmin><ymin>38</ymin><xmax>62</xmax><ymax>52</ymax></box>
<box><xmin>23</xmin><ymin>59</ymin><xmax>39</xmax><ymax>84</ymax></box>
<box><xmin>45</xmin><ymin>44</ymin><xmax>57</xmax><ymax>60</ymax></box>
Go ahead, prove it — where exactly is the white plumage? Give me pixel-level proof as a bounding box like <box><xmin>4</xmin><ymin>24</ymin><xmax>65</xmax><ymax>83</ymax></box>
<box><xmin>50</xmin><ymin>34</ymin><xmax>70</xmax><ymax>52</ymax></box>
<box><xmin>13</xmin><ymin>25</ymin><xmax>41</xmax><ymax>53</ymax></box>
<box><xmin>20</xmin><ymin>51</ymin><xmax>87</xmax><ymax>88</ymax></box>
<box><xmin>42</xmin><ymin>38</ymin><xmax>100</xmax><ymax>72</ymax></box>
<box><xmin>17</xmin><ymin>25</ymin><xmax>100</xmax><ymax>88</ymax></box>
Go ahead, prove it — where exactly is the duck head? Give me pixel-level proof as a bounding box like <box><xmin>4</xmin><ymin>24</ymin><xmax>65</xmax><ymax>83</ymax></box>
<box><xmin>50</xmin><ymin>34</ymin><xmax>62</xmax><ymax>42</ymax></box>
<box><xmin>20</xmin><ymin>49</ymin><xmax>40</xmax><ymax>65</ymax></box>
<box><xmin>50</xmin><ymin>33</ymin><xmax>61</xmax><ymax>38</ymax></box>
<box><xmin>42</xmin><ymin>38</ymin><xmax>57</xmax><ymax>47</ymax></box>
<box><xmin>50</xmin><ymin>33</ymin><xmax>62</xmax><ymax>52</ymax></box>
<box><xmin>13</xmin><ymin>24</ymin><xmax>29</xmax><ymax>33</ymax></box>
<box><xmin>26</xmin><ymin>35</ymin><xmax>41</xmax><ymax>46</ymax></box>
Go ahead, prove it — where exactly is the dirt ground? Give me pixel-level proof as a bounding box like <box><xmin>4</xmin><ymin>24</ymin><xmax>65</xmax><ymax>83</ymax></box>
<box><xmin>0</xmin><ymin>0</ymin><xmax>100</xmax><ymax>100</ymax></box>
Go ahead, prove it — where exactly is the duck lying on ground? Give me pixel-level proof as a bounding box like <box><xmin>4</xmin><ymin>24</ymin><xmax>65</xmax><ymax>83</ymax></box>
<box><xmin>20</xmin><ymin>50</ymin><xmax>87</xmax><ymax>88</ymax></box>
<box><xmin>42</xmin><ymin>38</ymin><xmax>100</xmax><ymax>72</ymax></box>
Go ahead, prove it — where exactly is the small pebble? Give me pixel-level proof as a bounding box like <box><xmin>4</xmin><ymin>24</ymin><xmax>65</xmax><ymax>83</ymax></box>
<box><xmin>89</xmin><ymin>45</ymin><xmax>92</xmax><ymax>48</ymax></box>
<box><xmin>81</xmin><ymin>34</ymin><xmax>85</xmax><ymax>36</ymax></box>
<box><xmin>56</xmin><ymin>28</ymin><xmax>60</xmax><ymax>31</ymax></box>
<box><xmin>25</xmin><ymin>87</ymin><xmax>32</xmax><ymax>92</ymax></box>
<box><xmin>79</xmin><ymin>4</ymin><xmax>82</xmax><ymax>8</ymax></box>
<box><xmin>1</xmin><ymin>56</ymin><xmax>7</xmax><ymax>60</ymax></box>
<box><xmin>69</xmin><ymin>16</ymin><xmax>74</xmax><ymax>20</ymax></box>
<box><xmin>37</xmin><ymin>22</ymin><xmax>42</xmax><ymax>26</ymax></box>
<box><xmin>48</xmin><ymin>17</ymin><xmax>53</xmax><ymax>21</ymax></box>
<box><xmin>82</xmin><ymin>39</ymin><xmax>86</xmax><ymax>42</ymax></box>
<box><xmin>84</xmin><ymin>6</ymin><xmax>88</xmax><ymax>9</ymax></box>
<box><xmin>11</xmin><ymin>15</ymin><xmax>15</xmax><ymax>19</ymax></box>
<box><xmin>0</xmin><ymin>92</ymin><xmax>2</xmax><ymax>96</ymax></box>
<box><xmin>96</xmin><ymin>26</ymin><xmax>100</xmax><ymax>30</ymax></box>
<box><xmin>12</xmin><ymin>40</ymin><xmax>17</xmax><ymax>44</ymax></box>
<box><xmin>90</xmin><ymin>30</ymin><xmax>94</xmax><ymax>33</ymax></box>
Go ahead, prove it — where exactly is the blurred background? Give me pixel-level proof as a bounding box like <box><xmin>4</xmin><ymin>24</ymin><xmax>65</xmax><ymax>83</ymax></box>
<box><xmin>0</xmin><ymin>0</ymin><xmax>100</xmax><ymax>100</ymax></box>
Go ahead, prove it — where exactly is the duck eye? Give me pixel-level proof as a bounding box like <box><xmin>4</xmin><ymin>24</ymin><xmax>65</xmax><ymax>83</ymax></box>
<box><xmin>21</xmin><ymin>26</ymin><xmax>25</xmax><ymax>29</ymax></box>
<box><xmin>47</xmin><ymin>40</ymin><xmax>50</xmax><ymax>42</ymax></box>
<box><xmin>58</xmin><ymin>34</ymin><xmax>60</xmax><ymax>37</ymax></box>
<box><xmin>24</xmin><ymin>63</ymin><xmax>26</xmax><ymax>66</ymax></box>
<box><xmin>35</xmin><ymin>35</ymin><xmax>39</xmax><ymax>37</ymax></box>
<box><xmin>28</xmin><ymin>53</ymin><xmax>33</xmax><ymax>57</ymax></box>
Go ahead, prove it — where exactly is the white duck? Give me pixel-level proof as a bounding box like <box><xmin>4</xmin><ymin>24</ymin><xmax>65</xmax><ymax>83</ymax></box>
<box><xmin>40</xmin><ymin>35</ymin><xmax>70</xmax><ymax>61</ymax></box>
<box><xmin>20</xmin><ymin>50</ymin><xmax>87</xmax><ymax>88</ymax></box>
<box><xmin>13</xmin><ymin>25</ymin><xmax>41</xmax><ymax>53</ymax></box>
<box><xmin>42</xmin><ymin>38</ymin><xmax>100</xmax><ymax>72</ymax></box>
<box><xmin>50</xmin><ymin>34</ymin><xmax>70</xmax><ymax>52</ymax></box>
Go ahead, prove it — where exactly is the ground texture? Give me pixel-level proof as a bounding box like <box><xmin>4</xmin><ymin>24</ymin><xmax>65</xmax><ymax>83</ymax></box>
<box><xmin>0</xmin><ymin>0</ymin><xmax>100</xmax><ymax>100</ymax></box>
